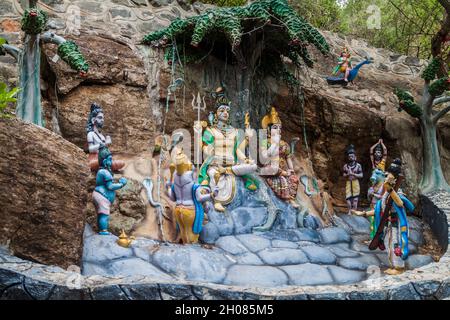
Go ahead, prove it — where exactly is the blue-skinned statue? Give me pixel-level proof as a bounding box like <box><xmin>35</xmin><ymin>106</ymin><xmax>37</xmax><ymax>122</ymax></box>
<box><xmin>166</xmin><ymin>149</ymin><xmax>216</xmax><ymax>244</ymax></box>
<box><xmin>353</xmin><ymin>158</ymin><xmax>413</xmax><ymax>275</ymax></box>
<box><xmin>93</xmin><ymin>146</ymin><xmax>128</xmax><ymax>235</ymax></box>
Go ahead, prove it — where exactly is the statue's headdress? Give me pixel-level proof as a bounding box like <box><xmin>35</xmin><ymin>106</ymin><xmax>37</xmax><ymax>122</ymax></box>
<box><xmin>374</xmin><ymin>142</ymin><xmax>383</xmax><ymax>154</ymax></box>
<box><xmin>341</xmin><ymin>46</ymin><xmax>351</xmax><ymax>57</ymax></box>
<box><xmin>346</xmin><ymin>144</ymin><xmax>356</xmax><ymax>156</ymax></box>
<box><xmin>387</xmin><ymin>158</ymin><xmax>402</xmax><ymax>177</ymax></box>
<box><xmin>170</xmin><ymin>149</ymin><xmax>192</xmax><ymax>176</ymax></box>
<box><xmin>86</xmin><ymin>102</ymin><xmax>103</xmax><ymax>133</ymax></box>
<box><xmin>261</xmin><ymin>107</ymin><xmax>282</xmax><ymax>129</ymax></box>
<box><xmin>212</xmin><ymin>87</ymin><xmax>231</xmax><ymax>109</ymax></box>
<box><xmin>98</xmin><ymin>146</ymin><xmax>112</xmax><ymax>169</ymax></box>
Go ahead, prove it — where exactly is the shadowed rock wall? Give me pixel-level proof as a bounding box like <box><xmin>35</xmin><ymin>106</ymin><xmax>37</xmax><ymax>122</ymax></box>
<box><xmin>0</xmin><ymin>119</ymin><xmax>89</xmax><ymax>268</ymax></box>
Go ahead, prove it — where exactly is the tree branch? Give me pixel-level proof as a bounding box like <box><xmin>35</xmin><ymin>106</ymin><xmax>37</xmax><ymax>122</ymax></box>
<box><xmin>433</xmin><ymin>104</ymin><xmax>450</xmax><ymax>123</ymax></box>
<box><xmin>433</xmin><ymin>95</ymin><xmax>450</xmax><ymax>106</ymax></box>
<box><xmin>40</xmin><ymin>31</ymin><xmax>66</xmax><ymax>46</ymax></box>
<box><xmin>422</xmin><ymin>81</ymin><xmax>436</xmax><ymax>116</ymax></box>
<box><xmin>0</xmin><ymin>44</ymin><xmax>21</xmax><ymax>61</ymax></box>
<box><xmin>432</xmin><ymin>0</ymin><xmax>450</xmax><ymax>75</ymax></box>
<box><xmin>387</xmin><ymin>0</ymin><xmax>424</xmax><ymax>31</ymax></box>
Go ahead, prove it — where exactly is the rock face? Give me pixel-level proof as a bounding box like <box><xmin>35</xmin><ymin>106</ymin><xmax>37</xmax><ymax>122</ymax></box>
<box><xmin>3</xmin><ymin>0</ymin><xmax>447</xmax><ymax>197</ymax></box>
<box><xmin>0</xmin><ymin>119</ymin><xmax>90</xmax><ymax>268</ymax></box>
<box><xmin>0</xmin><ymin>0</ymin><xmax>447</xmax><ymax>262</ymax></box>
<box><xmin>80</xmin><ymin>213</ymin><xmax>437</xmax><ymax>287</ymax></box>
<box><xmin>1</xmin><ymin>244</ymin><xmax>449</xmax><ymax>300</ymax></box>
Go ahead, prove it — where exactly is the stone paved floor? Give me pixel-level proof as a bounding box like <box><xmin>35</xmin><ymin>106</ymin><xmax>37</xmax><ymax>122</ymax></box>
<box><xmin>82</xmin><ymin>214</ymin><xmax>435</xmax><ymax>287</ymax></box>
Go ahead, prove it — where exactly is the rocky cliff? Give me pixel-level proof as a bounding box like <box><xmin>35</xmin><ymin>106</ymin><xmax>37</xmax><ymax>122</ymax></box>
<box><xmin>1</xmin><ymin>0</ymin><xmax>449</xmax><ymax>239</ymax></box>
<box><xmin>0</xmin><ymin>119</ymin><xmax>89</xmax><ymax>268</ymax></box>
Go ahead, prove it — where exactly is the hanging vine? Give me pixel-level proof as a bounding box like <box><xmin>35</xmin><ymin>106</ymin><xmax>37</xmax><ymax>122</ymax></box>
<box><xmin>57</xmin><ymin>41</ymin><xmax>89</xmax><ymax>74</ymax></box>
<box><xmin>142</xmin><ymin>0</ymin><xmax>329</xmax><ymax>85</ymax></box>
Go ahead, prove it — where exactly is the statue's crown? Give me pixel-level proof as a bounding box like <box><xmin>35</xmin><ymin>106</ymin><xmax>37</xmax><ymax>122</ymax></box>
<box><xmin>173</xmin><ymin>149</ymin><xmax>192</xmax><ymax>175</ymax></box>
<box><xmin>261</xmin><ymin>107</ymin><xmax>282</xmax><ymax>129</ymax></box>
<box><xmin>346</xmin><ymin>144</ymin><xmax>356</xmax><ymax>156</ymax></box>
<box><xmin>98</xmin><ymin>146</ymin><xmax>112</xmax><ymax>167</ymax></box>
<box><xmin>213</xmin><ymin>87</ymin><xmax>231</xmax><ymax>109</ymax></box>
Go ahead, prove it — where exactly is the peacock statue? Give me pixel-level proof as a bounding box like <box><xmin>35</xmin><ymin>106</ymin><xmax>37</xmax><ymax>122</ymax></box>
<box><xmin>326</xmin><ymin>58</ymin><xmax>373</xmax><ymax>86</ymax></box>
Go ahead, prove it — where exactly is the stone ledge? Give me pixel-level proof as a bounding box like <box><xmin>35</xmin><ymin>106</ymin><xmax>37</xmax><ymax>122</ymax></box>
<box><xmin>0</xmin><ymin>253</ymin><xmax>448</xmax><ymax>300</ymax></box>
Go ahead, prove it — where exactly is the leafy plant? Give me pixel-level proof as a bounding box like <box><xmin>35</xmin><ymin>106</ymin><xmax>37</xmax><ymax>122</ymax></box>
<box><xmin>193</xmin><ymin>0</ymin><xmax>248</xmax><ymax>7</ymax></box>
<box><xmin>143</xmin><ymin>0</ymin><xmax>329</xmax><ymax>85</ymax></box>
<box><xmin>0</xmin><ymin>37</ymin><xmax>7</xmax><ymax>56</ymax></box>
<box><xmin>0</xmin><ymin>82</ymin><xmax>20</xmax><ymax>119</ymax></box>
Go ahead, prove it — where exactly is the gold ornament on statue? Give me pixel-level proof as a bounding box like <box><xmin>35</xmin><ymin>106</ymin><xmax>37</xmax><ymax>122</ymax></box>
<box><xmin>117</xmin><ymin>230</ymin><xmax>135</xmax><ymax>248</ymax></box>
<box><xmin>261</xmin><ymin>107</ymin><xmax>282</xmax><ymax>129</ymax></box>
<box><xmin>172</xmin><ymin>149</ymin><xmax>192</xmax><ymax>176</ymax></box>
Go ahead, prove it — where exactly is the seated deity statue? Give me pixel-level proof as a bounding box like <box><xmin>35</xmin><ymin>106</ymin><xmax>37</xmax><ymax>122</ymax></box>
<box><xmin>166</xmin><ymin>149</ymin><xmax>216</xmax><ymax>244</ymax></box>
<box><xmin>332</xmin><ymin>46</ymin><xmax>353</xmax><ymax>82</ymax></box>
<box><xmin>260</xmin><ymin>107</ymin><xmax>300</xmax><ymax>208</ymax></box>
<box><xmin>198</xmin><ymin>91</ymin><xmax>258</xmax><ymax>212</ymax></box>
<box><xmin>86</xmin><ymin>103</ymin><xmax>125</xmax><ymax>172</ymax></box>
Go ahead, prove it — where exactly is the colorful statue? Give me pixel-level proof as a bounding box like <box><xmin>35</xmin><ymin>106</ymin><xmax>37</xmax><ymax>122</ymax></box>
<box><xmin>86</xmin><ymin>103</ymin><xmax>125</xmax><ymax>172</ymax></box>
<box><xmin>366</xmin><ymin>168</ymin><xmax>387</xmax><ymax>239</ymax></box>
<box><xmin>332</xmin><ymin>47</ymin><xmax>352</xmax><ymax>82</ymax></box>
<box><xmin>326</xmin><ymin>58</ymin><xmax>373</xmax><ymax>86</ymax></box>
<box><xmin>92</xmin><ymin>146</ymin><xmax>128</xmax><ymax>235</ymax></box>
<box><xmin>166</xmin><ymin>149</ymin><xmax>216</xmax><ymax>244</ymax></box>
<box><xmin>370</xmin><ymin>139</ymin><xmax>387</xmax><ymax>171</ymax></box>
<box><xmin>354</xmin><ymin>159</ymin><xmax>413</xmax><ymax>275</ymax></box>
<box><xmin>260</xmin><ymin>107</ymin><xmax>300</xmax><ymax>208</ymax></box>
<box><xmin>343</xmin><ymin>145</ymin><xmax>363</xmax><ymax>214</ymax></box>
<box><xmin>198</xmin><ymin>89</ymin><xmax>258</xmax><ymax>212</ymax></box>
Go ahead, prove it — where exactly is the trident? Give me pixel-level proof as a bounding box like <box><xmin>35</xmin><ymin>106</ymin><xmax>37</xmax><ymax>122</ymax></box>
<box><xmin>192</xmin><ymin>92</ymin><xmax>206</xmax><ymax>170</ymax></box>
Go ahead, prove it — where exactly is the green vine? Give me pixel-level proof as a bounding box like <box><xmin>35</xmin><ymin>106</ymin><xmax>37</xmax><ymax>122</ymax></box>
<box><xmin>142</xmin><ymin>0</ymin><xmax>329</xmax><ymax>86</ymax></box>
<box><xmin>164</xmin><ymin>43</ymin><xmax>204</xmax><ymax>65</ymax></box>
<box><xmin>21</xmin><ymin>8</ymin><xmax>48</xmax><ymax>35</ymax></box>
<box><xmin>0</xmin><ymin>37</ymin><xmax>7</xmax><ymax>56</ymax></box>
<box><xmin>421</xmin><ymin>57</ymin><xmax>441</xmax><ymax>81</ymax></box>
<box><xmin>57</xmin><ymin>41</ymin><xmax>89</xmax><ymax>74</ymax></box>
<box><xmin>394</xmin><ymin>88</ymin><xmax>422</xmax><ymax>118</ymax></box>
<box><xmin>429</xmin><ymin>77</ymin><xmax>450</xmax><ymax>97</ymax></box>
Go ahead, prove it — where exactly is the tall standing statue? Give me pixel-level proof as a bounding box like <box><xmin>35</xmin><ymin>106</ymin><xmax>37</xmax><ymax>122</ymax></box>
<box><xmin>86</xmin><ymin>103</ymin><xmax>125</xmax><ymax>172</ymax></box>
<box><xmin>166</xmin><ymin>150</ymin><xmax>216</xmax><ymax>244</ymax></box>
<box><xmin>93</xmin><ymin>146</ymin><xmax>128</xmax><ymax>235</ymax></box>
<box><xmin>343</xmin><ymin>145</ymin><xmax>363</xmax><ymax>214</ymax></box>
<box><xmin>366</xmin><ymin>168</ymin><xmax>387</xmax><ymax>239</ymax></box>
<box><xmin>377</xmin><ymin>159</ymin><xmax>413</xmax><ymax>275</ymax></box>
<box><xmin>260</xmin><ymin>107</ymin><xmax>300</xmax><ymax>208</ymax></box>
<box><xmin>198</xmin><ymin>89</ymin><xmax>258</xmax><ymax>212</ymax></box>
<box><xmin>370</xmin><ymin>139</ymin><xmax>388</xmax><ymax>171</ymax></box>
<box><xmin>354</xmin><ymin>159</ymin><xmax>413</xmax><ymax>275</ymax></box>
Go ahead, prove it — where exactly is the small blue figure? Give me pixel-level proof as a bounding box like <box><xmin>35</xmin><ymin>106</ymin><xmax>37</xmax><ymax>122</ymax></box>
<box><xmin>92</xmin><ymin>146</ymin><xmax>127</xmax><ymax>235</ymax></box>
